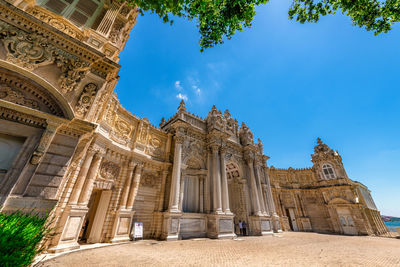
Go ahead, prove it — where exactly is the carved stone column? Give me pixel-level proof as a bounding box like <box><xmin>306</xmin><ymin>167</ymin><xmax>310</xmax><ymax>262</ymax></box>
<box><xmin>264</xmin><ymin>166</ymin><xmax>281</xmax><ymax>232</ymax></box>
<box><xmin>78</xmin><ymin>152</ymin><xmax>103</xmax><ymax>205</ymax></box>
<box><xmin>247</xmin><ymin>158</ymin><xmax>262</xmax><ymax>216</ymax></box>
<box><xmin>254</xmin><ymin>162</ymin><xmax>267</xmax><ymax>215</ymax></box>
<box><xmin>265</xmin><ymin>168</ymin><xmax>277</xmax><ymax>216</ymax></box>
<box><xmin>119</xmin><ymin>160</ymin><xmax>136</xmax><ymax>209</ymax></box>
<box><xmin>157</xmin><ymin>170</ymin><xmax>169</xmax><ymax>212</ymax></box>
<box><xmin>126</xmin><ymin>164</ymin><xmax>143</xmax><ymax>209</ymax></box>
<box><xmin>211</xmin><ymin>145</ymin><xmax>222</xmax><ymax>214</ymax></box>
<box><xmin>220</xmin><ymin>147</ymin><xmax>231</xmax><ymax>214</ymax></box>
<box><xmin>69</xmin><ymin>147</ymin><xmax>96</xmax><ymax>205</ymax></box>
<box><xmin>168</xmin><ymin>136</ymin><xmax>183</xmax><ymax>212</ymax></box>
<box><xmin>179</xmin><ymin>176</ymin><xmax>185</xmax><ymax>211</ymax></box>
<box><xmin>199</xmin><ymin>176</ymin><xmax>204</xmax><ymax>213</ymax></box>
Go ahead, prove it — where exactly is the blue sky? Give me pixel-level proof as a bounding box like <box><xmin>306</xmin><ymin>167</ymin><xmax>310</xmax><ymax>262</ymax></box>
<box><xmin>115</xmin><ymin>0</ymin><xmax>400</xmax><ymax>217</ymax></box>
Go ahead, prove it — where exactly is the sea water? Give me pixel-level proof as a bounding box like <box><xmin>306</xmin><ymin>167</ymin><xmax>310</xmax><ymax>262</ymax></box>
<box><xmin>385</xmin><ymin>221</ymin><xmax>400</xmax><ymax>232</ymax></box>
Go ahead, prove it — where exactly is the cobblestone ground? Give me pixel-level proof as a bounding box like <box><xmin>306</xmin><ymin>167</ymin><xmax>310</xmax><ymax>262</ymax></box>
<box><xmin>42</xmin><ymin>232</ymin><xmax>400</xmax><ymax>267</ymax></box>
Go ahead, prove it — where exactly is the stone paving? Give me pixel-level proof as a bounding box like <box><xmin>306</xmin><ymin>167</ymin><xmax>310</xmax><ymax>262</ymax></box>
<box><xmin>41</xmin><ymin>232</ymin><xmax>400</xmax><ymax>267</ymax></box>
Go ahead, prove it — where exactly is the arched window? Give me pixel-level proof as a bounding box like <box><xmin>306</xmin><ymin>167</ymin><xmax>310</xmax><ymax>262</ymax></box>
<box><xmin>38</xmin><ymin>0</ymin><xmax>105</xmax><ymax>28</ymax></box>
<box><xmin>322</xmin><ymin>164</ymin><xmax>336</xmax><ymax>179</ymax></box>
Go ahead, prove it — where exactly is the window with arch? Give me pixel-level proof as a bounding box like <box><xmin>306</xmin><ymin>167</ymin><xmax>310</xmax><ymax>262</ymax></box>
<box><xmin>38</xmin><ymin>0</ymin><xmax>105</xmax><ymax>28</ymax></box>
<box><xmin>322</xmin><ymin>164</ymin><xmax>336</xmax><ymax>179</ymax></box>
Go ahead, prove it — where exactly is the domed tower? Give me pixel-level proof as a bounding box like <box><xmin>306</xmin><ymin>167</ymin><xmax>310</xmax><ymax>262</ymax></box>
<box><xmin>311</xmin><ymin>138</ymin><xmax>349</xmax><ymax>182</ymax></box>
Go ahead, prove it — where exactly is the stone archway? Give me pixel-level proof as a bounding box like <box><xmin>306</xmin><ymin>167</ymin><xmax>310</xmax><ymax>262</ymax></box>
<box><xmin>226</xmin><ymin>162</ymin><xmax>249</xmax><ymax>235</ymax></box>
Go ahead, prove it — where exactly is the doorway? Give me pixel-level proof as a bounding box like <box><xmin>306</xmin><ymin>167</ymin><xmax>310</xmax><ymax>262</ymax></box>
<box><xmin>79</xmin><ymin>190</ymin><xmax>112</xmax><ymax>243</ymax></box>
<box><xmin>336</xmin><ymin>208</ymin><xmax>357</xmax><ymax>235</ymax></box>
<box><xmin>286</xmin><ymin>208</ymin><xmax>298</xmax><ymax>231</ymax></box>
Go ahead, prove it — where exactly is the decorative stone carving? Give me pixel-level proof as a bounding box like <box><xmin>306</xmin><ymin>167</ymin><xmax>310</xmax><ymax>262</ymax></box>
<box><xmin>0</xmin><ymin>69</ymin><xmax>66</xmax><ymax>117</ymax></box>
<box><xmin>0</xmin><ymin>22</ymin><xmax>55</xmax><ymax>70</ymax></box>
<box><xmin>115</xmin><ymin>118</ymin><xmax>132</xmax><ymax>138</ymax></box>
<box><xmin>239</xmin><ymin>122</ymin><xmax>254</xmax><ymax>146</ymax></box>
<box><xmin>140</xmin><ymin>173</ymin><xmax>159</xmax><ymax>188</ymax></box>
<box><xmin>100</xmin><ymin>160</ymin><xmax>121</xmax><ymax>180</ymax></box>
<box><xmin>148</xmin><ymin>136</ymin><xmax>163</xmax><ymax>157</ymax></box>
<box><xmin>55</xmin><ymin>54</ymin><xmax>90</xmax><ymax>93</ymax></box>
<box><xmin>27</xmin><ymin>7</ymin><xmax>84</xmax><ymax>40</ymax></box>
<box><xmin>120</xmin><ymin>5</ymin><xmax>131</xmax><ymax>17</ymax></box>
<box><xmin>0</xmin><ymin>85</ymin><xmax>39</xmax><ymax>110</ymax></box>
<box><xmin>206</xmin><ymin>105</ymin><xmax>225</xmax><ymax>131</ymax></box>
<box><xmin>137</xmin><ymin>119</ymin><xmax>150</xmax><ymax>143</ymax></box>
<box><xmin>76</xmin><ymin>83</ymin><xmax>98</xmax><ymax>117</ymax></box>
<box><xmin>109</xmin><ymin>20</ymin><xmax>124</xmax><ymax>44</ymax></box>
<box><xmin>224</xmin><ymin>109</ymin><xmax>239</xmax><ymax>136</ymax></box>
<box><xmin>178</xmin><ymin>99</ymin><xmax>186</xmax><ymax>112</ymax></box>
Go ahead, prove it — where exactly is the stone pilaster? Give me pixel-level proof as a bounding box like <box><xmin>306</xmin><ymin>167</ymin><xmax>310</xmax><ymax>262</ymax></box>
<box><xmin>78</xmin><ymin>152</ymin><xmax>103</xmax><ymax>205</ymax></box>
<box><xmin>69</xmin><ymin>147</ymin><xmax>96</xmax><ymax>205</ymax></box>
<box><xmin>168</xmin><ymin>136</ymin><xmax>183</xmax><ymax>212</ymax></box>
<box><xmin>220</xmin><ymin>146</ymin><xmax>231</xmax><ymax>214</ymax></box>
<box><xmin>247</xmin><ymin>157</ymin><xmax>262</xmax><ymax>216</ymax></box>
<box><xmin>264</xmin><ymin>166</ymin><xmax>282</xmax><ymax>232</ymax></box>
<box><xmin>199</xmin><ymin>176</ymin><xmax>204</xmax><ymax>213</ymax></box>
<box><xmin>110</xmin><ymin>160</ymin><xmax>137</xmax><ymax>243</ymax></box>
<box><xmin>254</xmin><ymin>162</ymin><xmax>267</xmax><ymax>215</ymax></box>
<box><xmin>119</xmin><ymin>160</ymin><xmax>136</xmax><ymax>209</ymax></box>
<box><xmin>211</xmin><ymin>144</ymin><xmax>223</xmax><ymax>214</ymax></box>
<box><xmin>126</xmin><ymin>163</ymin><xmax>143</xmax><ymax>209</ymax></box>
<box><xmin>157</xmin><ymin>170</ymin><xmax>169</xmax><ymax>212</ymax></box>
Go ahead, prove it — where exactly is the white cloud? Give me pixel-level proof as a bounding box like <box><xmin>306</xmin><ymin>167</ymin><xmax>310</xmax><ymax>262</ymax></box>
<box><xmin>175</xmin><ymin>81</ymin><xmax>183</xmax><ymax>90</ymax></box>
<box><xmin>192</xmin><ymin>85</ymin><xmax>201</xmax><ymax>95</ymax></box>
<box><xmin>176</xmin><ymin>93</ymin><xmax>188</xmax><ymax>101</ymax></box>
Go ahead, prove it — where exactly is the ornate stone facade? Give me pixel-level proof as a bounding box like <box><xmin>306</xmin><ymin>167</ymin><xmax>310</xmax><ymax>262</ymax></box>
<box><xmin>0</xmin><ymin>0</ymin><xmax>388</xmax><ymax>254</ymax></box>
<box><xmin>269</xmin><ymin>139</ymin><xmax>388</xmax><ymax>236</ymax></box>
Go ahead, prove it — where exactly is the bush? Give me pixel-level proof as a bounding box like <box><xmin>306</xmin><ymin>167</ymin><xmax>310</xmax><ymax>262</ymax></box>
<box><xmin>0</xmin><ymin>211</ymin><xmax>50</xmax><ymax>267</ymax></box>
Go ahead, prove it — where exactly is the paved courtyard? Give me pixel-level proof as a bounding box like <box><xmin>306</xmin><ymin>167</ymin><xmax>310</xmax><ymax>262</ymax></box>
<box><xmin>42</xmin><ymin>232</ymin><xmax>400</xmax><ymax>267</ymax></box>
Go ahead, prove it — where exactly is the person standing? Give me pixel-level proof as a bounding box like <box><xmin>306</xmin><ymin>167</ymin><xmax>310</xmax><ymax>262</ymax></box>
<box><xmin>239</xmin><ymin>220</ymin><xmax>243</xmax><ymax>236</ymax></box>
<box><xmin>242</xmin><ymin>221</ymin><xmax>247</xmax><ymax>236</ymax></box>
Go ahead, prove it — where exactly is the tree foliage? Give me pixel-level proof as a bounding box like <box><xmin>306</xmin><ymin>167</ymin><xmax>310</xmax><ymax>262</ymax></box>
<box><xmin>124</xmin><ymin>0</ymin><xmax>400</xmax><ymax>51</ymax></box>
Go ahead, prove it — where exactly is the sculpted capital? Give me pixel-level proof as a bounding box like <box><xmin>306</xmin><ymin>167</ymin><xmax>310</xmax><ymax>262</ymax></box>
<box><xmin>128</xmin><ymin>160</ymin><xmax>137</xmax><ymax>169</ymax></box>
<box><xmin>210</xmin><ymin>144</ymin><xmax>220</xmax><ymax>154</ymax></box>
<box><xmin>175</xmin><ymin>135</ymin><xmax>184</xmax><ymax>144</ymax></box>
<box><xmin>220</xmin><ymin>146</ymin><xmax>227</xmax><ymax>155</ymax></box>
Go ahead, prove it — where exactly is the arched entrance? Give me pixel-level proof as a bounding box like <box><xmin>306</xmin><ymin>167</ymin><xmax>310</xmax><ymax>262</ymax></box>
<box><xmin>226</xmin><ymin>162</ymin><xmax>250</xmax><ymax>235</ymax></box>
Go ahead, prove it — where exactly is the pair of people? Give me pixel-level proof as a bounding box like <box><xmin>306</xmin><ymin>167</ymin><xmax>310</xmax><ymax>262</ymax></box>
<box><xmin>238</xmin><ymin>220</ymin><xmax>247</xmax><ymax>236</ymax></box>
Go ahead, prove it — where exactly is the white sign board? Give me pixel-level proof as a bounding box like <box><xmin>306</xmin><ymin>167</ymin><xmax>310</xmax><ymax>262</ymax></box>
<box><xmin>134</xmin><ymin>222</ymin><xmax>143</xmax><ymax>239</ymax></box>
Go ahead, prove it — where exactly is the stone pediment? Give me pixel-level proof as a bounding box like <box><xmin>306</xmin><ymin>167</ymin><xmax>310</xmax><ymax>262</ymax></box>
<box><xmin>0</xmin><ymin>67</ymin><xmax>67</xmax><ymax>118</ymax></box>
